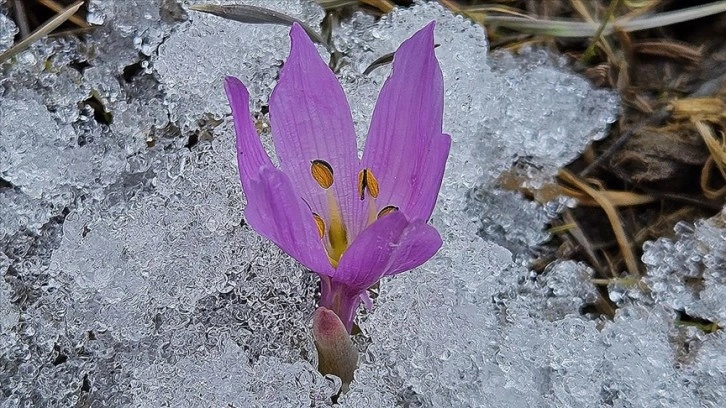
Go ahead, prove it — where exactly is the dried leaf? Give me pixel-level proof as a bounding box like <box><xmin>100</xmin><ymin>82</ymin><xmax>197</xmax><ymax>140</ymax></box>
<box><xmin>188</xmin><ymin>4</ymin><xmax>332</xmax><ymax>52</ymax></box>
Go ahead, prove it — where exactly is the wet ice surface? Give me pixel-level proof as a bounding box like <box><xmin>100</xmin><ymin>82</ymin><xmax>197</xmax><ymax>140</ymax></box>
<box><xmin>643</xmin><ymin>212</ymin><xmax>726</xmax><ymax>323</ymax></box>
<box><xmin>153</xmin><ymin>0</ymin><xmax>325</xmax><ymax>132</ymax></box>
<box><xmin>0</xmin><ymin>1</ymin><xmax>15</xmax><ymax>55</ymax></box>
<box><xmin>1</xmin><ymin>0</ymin><xmax>724</xmax><ymax>407</ymax></box>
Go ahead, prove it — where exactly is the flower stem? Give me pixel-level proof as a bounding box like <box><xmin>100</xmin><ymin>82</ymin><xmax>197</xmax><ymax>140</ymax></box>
<box><xmin>319</xmin><ymin>276</ymin><xmax>360</xmax><ymax>333</ymax></box>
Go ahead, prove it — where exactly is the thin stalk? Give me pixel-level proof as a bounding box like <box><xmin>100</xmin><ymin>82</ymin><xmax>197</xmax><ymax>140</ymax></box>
<box><xmin>581</xmin><ymin>0</ymin><xmax>621</xmax><ymax>63</ymax></box>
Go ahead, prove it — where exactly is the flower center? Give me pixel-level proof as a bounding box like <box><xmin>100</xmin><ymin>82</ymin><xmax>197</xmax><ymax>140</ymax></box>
<box><xmin>310</xmin><ymin>160</ymin><xmax>399</xmax><ymax>268</ymax></box>
<box><xmin>311</xmin><ymin>160</ymin><xmax>348</xmax><ymax>267</ymax></box>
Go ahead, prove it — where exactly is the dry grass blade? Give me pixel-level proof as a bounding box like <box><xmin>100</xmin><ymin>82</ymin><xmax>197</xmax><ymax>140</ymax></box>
<box><xmin>37</xmin><ymin>0</ymin><xmax>90</xmax><ymax>28</ymax></box>
<box><xmin>363</xmin><ymin>52</ymin><xmax>394</xmax><ymax>75</ymax></box>
<box><xmin>476</xmin><ymin>1</ymin><xmax>726</xmax><ymax>38</ymax></box>
<box><xmin>477</xmin><ymin>15</ymin><xmax>599</xmax><ymax>37</ymax></box>
<box><xmin>594</xmin><ymin>294</ymin><xmax>616</xmax><ymax>318</ymax></box>
<box><xmin>620</xmin><ymin>0</ymin><xmax>660</xmax><ymax>18</ymax></box>
<box><xmin>695</xmin><ymin>120</ymin><xmax>726</xmax><ymax>179</ymax></box>
<box><xmin>497</xmin><ymin>38</ymin><xmax>550</xmax><ymax>52</ymax></box>
<box><xmin>701</xmin><ymin>157</ymin><xmax>726</xmax><ymax>199</ymax></box>
<box><xmin>559</xmin><ymin>169</ymin><xmax>640</xmax><ymax>276</ymax></box>
<box><xmin>569</xmin><ymin>0</ymin><xmax>620</xmax><ymax>67</ymax></box>
<box><xmin>581</xmin><ymin>0</ymin><xmax>621</xmax><ymax>62</ymax></box>
<box><xmin>364</xmin><ymin>44</ymin><xmax>440</xmax><ymax>75</ymax></box>
<box><xmin>547</xmin><ymin>223</ymin><xmax>577</xmax><ymax>234</ymax></box>
<box><xmin>316</xmin><ymin>0</ymin><xmax>394</xmax><ymax>12</ymax></box>
<box><xmin>500</xmin><ymin>171</ymin><xmax>655</xmax><ymax>207</ymax></box>
<box><xmin>570</xmin><ymin>0</ymin><xmax>596</xmax><ymax>22</ymax></box>
<box><xmin>619</xmin><ymin>1</ymin><xmax>726</xmax><ymax>32</ymax></box>
<box><xmin>591</xmin><ymin>276</ymin><xmax>642</xmax><ymax>286</ymax></box>
<box><xmin>315</xmin><ymin>0</ymin><xmax>358</xmax><ymax>8</ymax></box>
<box><xmin>188</xmin><ymin>4</ymin><xmax>333</xmax><ymax>52</ymax></box>
<box><xmin>466</xmin><ymin>7</ymin><xmax>534</xmax><ymax>19</ymax></box>
<box><xmin>447</xmin><ymin>3</ymin><xmax>535</xmax><ymax>19</ymax></box>
<box><xmin>0</xmin><ymin>0</ymin><xmax>84</xmax><ymax>63</ymax></box>
<box><xmin>559</xmin><ymin>186</ymin><xmax>655</xmax><ymax>207</ymax></box>
<box><xmin>694</xmin><ymin>120</ymin><xmax>726</xmax><ymax>199</ymax></box>
<box><xmin>631</xmin><ymin>40</ymin><xmax>702</xmax><ymax>64</ymax></box>
<box><xmin>12</xmin><ymin>0</ymin><xmax>31</xmax><ymax>38</ymax></box>
<box><xmin>361</xmin><ymin>0</ymin><xmax>396</xmax><ymax>13</ymax></box>
<box><xmin>437</xmin><ymin>0</ymin><xmax>462</xmax><ymax>13</ymax></box>
<box><xmin>562</xmin><ymin>211</ymin><xmax>606</xmax><ymax>275</ymax></box>
<box><xmin>671</xmin><ymin>98</ymin><xmax>726</xmax><ymax>122</ymax></box>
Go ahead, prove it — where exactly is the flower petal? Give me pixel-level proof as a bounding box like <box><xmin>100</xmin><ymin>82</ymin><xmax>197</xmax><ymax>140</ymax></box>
<box><xmin>362</xmin><ymin>22</ymin><xmax>450</xmax><ymax>222</ymax></box>
<box><xmin>334</xmin><ymin>211</ymin><xmax>409</xmax><ymax>292</ymax></box>
<box><xmin>384</xmin><ymin>220</ymin><xmax>442</xmax><ymax>276</ymax></box>
<box><xmin>244</xmin><ymin>165</ymin><xmax>335</xmax><ymax>275</ymax></box>
<box><xmin>270</xmin><ymin>23</ymin><xmax>363</xmax><ymax>237</ymax></box>
<box><xmin>225</xmin><ymin>76</ymin><xmax>274</xmax><ymax>193</ymax></box>
<box><xmin>360</xmin><ymin>291</ymin><xmax>373</xmax><ymax>310</ymax></box>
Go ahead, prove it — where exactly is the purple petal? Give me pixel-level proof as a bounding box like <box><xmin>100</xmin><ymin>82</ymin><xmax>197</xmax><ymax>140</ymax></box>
<box><xmin>334</xmin><ymin>211</ymin><xmax>408</xmax><ymax>291</ymax></box>
<box><xmin>270</xmin><ymin>23</ymin><xmax>364</xmax><ymax>237</ymax></box>
<box><xmin>362</xmin><ymin>22</ymin><xmax>451</xmax><ymax>222</ymax></box>
<box><xmin>226</xmin><ymin>76</ymin><xmax>331</xmax><ymax>273</ymax></box>
<box><xmin>225</xmin><ymin>76</ymin><xmax>274</xmax><ymax>194</ymax></box>
<box><xmin>360</xmin><ymin>291</ymin><xmax>373</xmax><ymax>310</ymax></box>
<box><xmin>244</xmin><ymin>165</ymin><xmax>335</xmax><ymax>275</ymax></box>
<box><xmin>384</xmin><ymin>220</ymin><xmax>442</xmax><ymax>276</ymax></box>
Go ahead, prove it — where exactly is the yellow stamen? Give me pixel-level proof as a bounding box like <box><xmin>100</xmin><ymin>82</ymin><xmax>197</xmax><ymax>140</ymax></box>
<box><xmin>357</xmin><ymin>170</ymin><xmax>365</xmax><ymax>200</ymax></box>
<box><xmin>366</xmin><ymin>169</ymin><xmax>380</xmax><ymax>198</ymax></box>
<box><xmin>377</xmin><ymin>205</ymin><xmax>398</xmax><ymax>219</ymax></box>
<box><xmin>326</xmin><ymin>191</ymin><xmax>348</xmax><ymax>263</ymax></box>
<box><xmin>357</xmin><ymin>168</ymin><xmax>380</xmax><ymax>200</ymax></box>
<box><xmin>311</xmin><ymin>160</ymin><xmax>334</xmax><ymax>189</ymax></box>
<box><xmin>312</xmin><ymin>213</ymin><xmax>325</xmax><ymax>238</ymax></box>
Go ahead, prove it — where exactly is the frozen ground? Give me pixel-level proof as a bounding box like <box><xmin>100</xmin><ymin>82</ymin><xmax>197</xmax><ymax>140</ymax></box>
<box><xmin>0</xmin><ymin>0</ymin><xmax>724</xmax><ymax>407</ymax></box>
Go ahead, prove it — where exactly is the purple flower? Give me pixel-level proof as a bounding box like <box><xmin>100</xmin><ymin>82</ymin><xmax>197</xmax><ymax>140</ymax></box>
<box><xmin>225</xmin><ymin>22</ymin><xmax>450</xmax><ymax>332</ymax></box>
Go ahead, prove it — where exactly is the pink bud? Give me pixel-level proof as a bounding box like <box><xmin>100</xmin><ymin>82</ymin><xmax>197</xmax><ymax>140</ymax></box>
<box><xmin>313</xmin><ymin>307</ymin><xmax>358</xmax><ymax>387</ymax></box>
